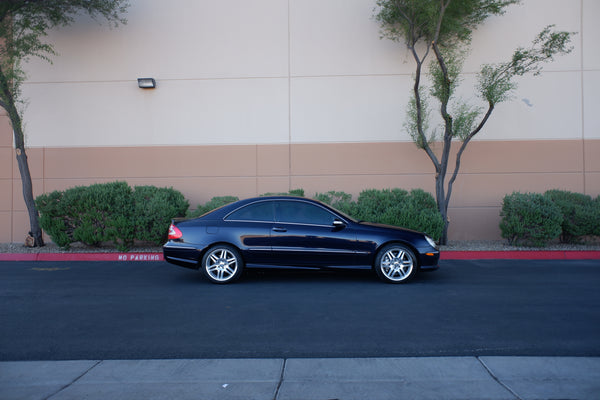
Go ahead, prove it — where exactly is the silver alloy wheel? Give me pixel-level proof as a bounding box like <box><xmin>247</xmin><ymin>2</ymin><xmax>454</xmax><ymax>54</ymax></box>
<box><xmin>379</xmin><ymin>247</ymin><xmax>414</xmax><ymax>282</ymax></box>
<box><xmin>204</xmin><ymin>247</ymin><xmax>239</xmax><ymax>282</ymax></box>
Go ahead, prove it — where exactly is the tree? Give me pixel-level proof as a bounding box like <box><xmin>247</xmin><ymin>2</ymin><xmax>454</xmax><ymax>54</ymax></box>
<box><xmin>374</xmin><ymin>0</ymin><xmax>574</xmax><ymax>244</ymax></box>
<box><xmin>0</xmin><ymin>0</ymin><xmax>128</xmax><ymax>246</ymax></box>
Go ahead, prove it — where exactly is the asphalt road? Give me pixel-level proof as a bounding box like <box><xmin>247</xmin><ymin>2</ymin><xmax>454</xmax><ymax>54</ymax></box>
<box><xmin>1</xmin><ymin>259</ymin><xmax>599</xmax><ymax>361</ymax></box>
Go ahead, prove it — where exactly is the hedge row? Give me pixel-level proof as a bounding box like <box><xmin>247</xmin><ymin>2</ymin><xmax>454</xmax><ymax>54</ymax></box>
<box><xmin>190</xmin><ymin>188</ymin><xmax>444</xmax><ymax>242</ymax></box>
<box><xmin>316</xmin><ymin>188</ymin><xmax>444</xmax><ymax>241</ymax></box>
<box><xmin>36</xmin><ymin>182</ymin><xmax>189</xmax><ymax>250</ymax></box>
<box><xmin>37</xmin><ymin>183</ymin><xmax>597</xmax><ymax>250</ymax></box>
<box><xmin>500</xmin><ymin>190</ymin><xmax>600</xmax><ymax>247</ymax></box>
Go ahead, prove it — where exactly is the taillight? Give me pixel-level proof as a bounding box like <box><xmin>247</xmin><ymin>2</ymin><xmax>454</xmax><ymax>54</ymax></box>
<box><xmin>168</xmin><ymin>224</ymin><xmax>183</xmax><ymax>240</ymax></box>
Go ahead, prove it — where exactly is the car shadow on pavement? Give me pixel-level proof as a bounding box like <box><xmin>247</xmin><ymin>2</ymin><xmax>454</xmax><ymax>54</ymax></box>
<box><xmin>169</xmin><ymin>266</ymin><xmax>440</xmax><ymax>286</ymax></box>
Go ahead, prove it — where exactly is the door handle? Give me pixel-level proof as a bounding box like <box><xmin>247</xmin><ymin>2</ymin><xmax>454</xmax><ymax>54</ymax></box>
<box><xmin>272</xmin><ymin>227</ymin><xmax>287</xmax><ymax>232</ymax></box>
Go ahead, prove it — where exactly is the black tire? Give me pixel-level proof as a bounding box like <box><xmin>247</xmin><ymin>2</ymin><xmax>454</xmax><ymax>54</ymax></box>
<box><xmin>201</xmin><ymin>245</ymin><xmax>244</xmax><ymax>284</ymax></box>
<box><xmin>374</xmin><ymin>244</ymin><xmax>418</xmax><ymax>283</ymax></box>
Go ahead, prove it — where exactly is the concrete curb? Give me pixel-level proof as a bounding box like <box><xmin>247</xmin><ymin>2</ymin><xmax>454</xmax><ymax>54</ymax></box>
<box><xmin>1</xmin><ymin>250</ymin><xmax>600</xmax><ymax>262</ymax></box>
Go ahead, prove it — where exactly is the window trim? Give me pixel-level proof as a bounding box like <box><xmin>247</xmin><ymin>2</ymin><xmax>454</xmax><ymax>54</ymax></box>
<box><xmin>224</xmin><ymin>198</ymin><xmax>353</xmax><ymax>226</ymax></box>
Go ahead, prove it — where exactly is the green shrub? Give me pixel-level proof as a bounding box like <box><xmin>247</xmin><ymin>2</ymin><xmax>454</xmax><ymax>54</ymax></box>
<box><xmin>544</xmin><ymin>189</ymin><xmax>597</xmax><ymax>243</ymax></box>
<box><xmin>36</xmin><ymin>182</ymin><xmax>189</xmax><ymax>250</ymax></box>
<box><xmin>188</xmin><ymin>196</ymin><xmax>239</xmax><ymax>218</ymax></box>
<box><xmin>36</xmin><ymin>190</ymin><xmax>74</xmax><ymax>248</ymax></box>
<box><xmin>288</xmin><ymin>188</ymin><xmax>305</xmax><ymax>197</ymax></box>
<box><xmin>499</xmin><ymin>192</ymin><xmax>563</xmax><ymax>247</ymax></box>
<box><xmin>36</xmin><ymin>182</ymin><xmax>134</xmax><ymax>249</ymax></box>
<box><xmin>596</xmin><ymin>196</ymin><xmax>600</xmax><ymax>237</ymax></box>
<box><xmin>401</xmin><ymin>189</ymin><xmax>444</xmax><ymax>241</ymax></box>
<box><xmin>260</xmin><ymin>189</ymin><xmax>305</xmax><ymax>197</ymax></box>
<box><xmin>133</xmin><ymin>186</ymin><xmax>189</xmax><ymax>245</ymax></box>
<box><xmin>354</xmin><ymin>188</ymin><xmax>444</xmax><ymax>241</ymax></box>
<box><xmin>355</xmin><ymin>188</ymin><xmax>405</xmax><ymax>222</ymax></box>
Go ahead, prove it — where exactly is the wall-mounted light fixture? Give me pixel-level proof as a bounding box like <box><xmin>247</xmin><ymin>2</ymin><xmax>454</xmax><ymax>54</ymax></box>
<box><xmin>137</xmin><ymin>78</ymin><xmax>156</xmax><ymax>89</ymax></box>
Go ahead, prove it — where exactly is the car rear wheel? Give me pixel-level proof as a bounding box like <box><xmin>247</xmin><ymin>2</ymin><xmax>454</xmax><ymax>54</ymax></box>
<box><xmin>201</xmin><ymin>245</ymin><xmax>244</xmax><ymax>284</ymax></box>
<box><xmin>374</xmin><ymin>244</ymin><xmax>417</xmax><ymax>283</ymax></box>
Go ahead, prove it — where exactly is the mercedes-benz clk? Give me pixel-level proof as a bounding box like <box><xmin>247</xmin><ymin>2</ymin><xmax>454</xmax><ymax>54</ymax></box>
<box><xmin>163</xmin><ymin>196</ymin><xmax>439</xmax><ymax>284</ymax></box>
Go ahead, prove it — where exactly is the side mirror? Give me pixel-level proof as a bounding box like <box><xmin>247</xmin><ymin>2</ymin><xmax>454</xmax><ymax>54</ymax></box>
<box><xmin>333</xmin><ymin>219</ymin><xmax>346</xmax><ymax>228</ymax></box>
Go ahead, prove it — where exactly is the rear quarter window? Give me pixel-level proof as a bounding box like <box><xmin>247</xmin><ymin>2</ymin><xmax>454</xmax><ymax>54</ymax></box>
<box><xmin>225</xmin><ymin>201</ymin><xmax>274</xmax><ymax>222</ymax></box>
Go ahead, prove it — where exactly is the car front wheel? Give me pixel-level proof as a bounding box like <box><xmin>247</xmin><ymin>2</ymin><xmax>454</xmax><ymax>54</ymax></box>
<box><xmin>374</xmin><ymin>244</ymin><xmax>417</xmax><ymax>283</ymax></box>
<box><xmin>201</xmin><ymin>245</ymin><xmax>244</xmax><ymax>284</ymax></box>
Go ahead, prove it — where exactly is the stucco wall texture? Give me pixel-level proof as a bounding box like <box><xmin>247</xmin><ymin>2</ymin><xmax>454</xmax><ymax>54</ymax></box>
<box><xmin>2</xmin><ymin>0</ymin><xmax>599</xmax><ymax>243</ymax></box>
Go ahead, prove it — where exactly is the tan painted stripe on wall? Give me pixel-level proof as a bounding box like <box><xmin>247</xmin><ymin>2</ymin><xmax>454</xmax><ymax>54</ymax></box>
<box><xmin>2</xmin><ymin>139</ymin><xmax>599</xmax><ymax>242</ymax></box>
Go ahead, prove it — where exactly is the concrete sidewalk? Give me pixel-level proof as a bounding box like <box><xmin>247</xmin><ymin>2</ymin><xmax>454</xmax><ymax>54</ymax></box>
<box><xmin>1</xmin><ymin>357</ymin><xmax>599</xmax><ymax>400</ymax></box>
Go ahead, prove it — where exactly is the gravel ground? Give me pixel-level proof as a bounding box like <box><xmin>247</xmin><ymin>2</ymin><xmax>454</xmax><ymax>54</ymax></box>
<box><xmin>2</xmin><ymin>239</ymin><xmax>600</xmax><ymax>254</ymax></box>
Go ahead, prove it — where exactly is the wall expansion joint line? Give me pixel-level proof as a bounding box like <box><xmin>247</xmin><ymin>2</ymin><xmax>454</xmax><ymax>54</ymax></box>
<box><xmin>580</xmin><ymin>0</ymin><xmax>586</xmax><ymax>194</ymax></box>
<box><xmin>287</xmin><ymin>0</ymin><xmax>292</xmax><ymax>192</ymax></box>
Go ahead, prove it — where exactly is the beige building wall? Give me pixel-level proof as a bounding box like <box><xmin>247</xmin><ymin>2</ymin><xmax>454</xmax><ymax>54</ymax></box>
<box><xmin>2</xmin><ymin>0</ymin><xmax>599</xmax><ymax>243</ymax></box>
<box><xmin>2</xmin><ymin>139</ymin><xmax>597</xmax><ymax>242</ymax></box>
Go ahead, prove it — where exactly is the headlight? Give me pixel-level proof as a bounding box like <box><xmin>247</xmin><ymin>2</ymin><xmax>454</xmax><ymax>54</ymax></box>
<box><xmin>425</xmin><ymin>235</ymin><xmax>437</xmax><ymax>249</ymax></box>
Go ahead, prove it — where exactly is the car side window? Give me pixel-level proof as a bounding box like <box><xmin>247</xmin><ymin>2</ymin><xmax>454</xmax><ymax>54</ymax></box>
<box><xmin>276</xmin><ymin>201</ymin><xmax>336</xmax><ymax>225</ymax></box>
<box><xmin>226</xmin><ymin>201</ymin><xmax>274</xmax><ymax>222</ymax></box>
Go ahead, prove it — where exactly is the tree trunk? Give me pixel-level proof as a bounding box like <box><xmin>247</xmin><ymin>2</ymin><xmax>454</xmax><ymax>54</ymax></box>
<box><xmin>0</xmin><ymin>68</ymin><xmax>44</xmax><ymax>246</ymax></box>
<box><xmin>435</xmin><ymin>172</ymin><xmax>449</xmax><ymax>245</ymax></box>
<box><xmin>437</xmin><ymin>170</ymin><xmax>450</xmax><ymax>246</ymax></box>
<box><xmin>439</xmin><ymin>204</ymin><xmax>450</xmax><ymax>245</ymax></box>
<box><xmin>14</xmin><ymin>146</ymin><xmax>44</xmax><ymax>246</ymax></box>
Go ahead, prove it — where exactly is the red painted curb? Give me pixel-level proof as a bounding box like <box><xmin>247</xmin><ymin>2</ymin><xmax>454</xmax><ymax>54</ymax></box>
<box><xmin>1</xmin><ymin>251</ymin><xmax>599</xmax><ymax>262</ymax></box>
<box><xmin>0</xmin><ymin>253</ymin><xmax>164</xmax><ymax>262</ymax></box>
<box><xmin>441</xmin><ymin>251</ymin><xmax>600</xmax><ymax>260</ymax></box>
<box><xmin>0</xmin><ymin>254</ymin><xmax>38</xmax><ymax>262</ymax></box>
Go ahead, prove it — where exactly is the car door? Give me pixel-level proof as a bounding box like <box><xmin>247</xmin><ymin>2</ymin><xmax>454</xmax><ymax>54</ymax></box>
<box><xmin>270</xmin><ymin>199</ymin><xmax>358</xmax><ymax>267</ymax></box>
<box><xmin>223</xmin><ymin>200</ymin><xmax>274</xmax><ymax>264</ymax></box>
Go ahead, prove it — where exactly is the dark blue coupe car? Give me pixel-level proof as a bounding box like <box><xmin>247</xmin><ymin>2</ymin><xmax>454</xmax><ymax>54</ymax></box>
<box><xmin>163</xmin><ymin>196</ymin><xmax>439</xmax><ymax>284</ymax></box>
